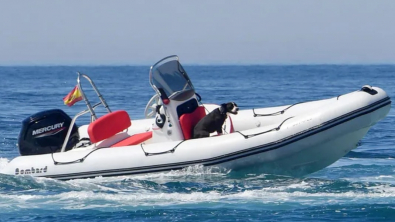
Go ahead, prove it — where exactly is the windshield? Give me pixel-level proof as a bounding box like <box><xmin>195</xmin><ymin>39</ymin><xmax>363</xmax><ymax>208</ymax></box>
<box><xmin>149</xmin><ymin>56</ymin><xmax>194</xmax><ymax>98</ymax></box>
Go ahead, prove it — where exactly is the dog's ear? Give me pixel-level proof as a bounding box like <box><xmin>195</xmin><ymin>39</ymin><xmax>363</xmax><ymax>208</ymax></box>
<box><xmin>219</xmin><ymin>103</ymin><xmax>227</xmax><ymax>114</ymax></box>
<box><xmin>226</xmin><ymin>102</ymin><xmax>234</xmax><ymax>110</ymax></box>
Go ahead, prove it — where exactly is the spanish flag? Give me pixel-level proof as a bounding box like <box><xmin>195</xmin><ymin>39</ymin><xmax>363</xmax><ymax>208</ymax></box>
<box><xmin>63</xmin><ymin>85</ymin><xmax>83</xmax><ymax>107</ymax></box>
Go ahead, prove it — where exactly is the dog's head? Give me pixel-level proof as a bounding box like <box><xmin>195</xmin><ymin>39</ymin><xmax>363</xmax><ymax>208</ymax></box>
<box><xmin>219</xmin><ymin>102</ymin><xmax>239</xmax><ymax>115</ymax></box>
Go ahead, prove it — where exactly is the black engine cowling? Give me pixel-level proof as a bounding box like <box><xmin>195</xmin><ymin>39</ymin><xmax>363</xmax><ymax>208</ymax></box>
<box><xmin>18</xmin><ymin>109</ymin><xmax>79</xmax><ymax>156</ymax></box>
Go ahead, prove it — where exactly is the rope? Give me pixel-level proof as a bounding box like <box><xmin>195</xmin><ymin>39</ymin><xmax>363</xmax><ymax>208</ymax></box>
<box><xmin>237</xmin><ymin>117</ymin><xmax>294</xmax><ymax>139</ymax></box>
<box><xmin>51</xmin><ymin>147</ymin><xmax>103</xmax><ymax>165</ymax></box>
<box><xmin>140</xmin><ymin>140</ymin><xmax>187</xmax><ymax>156</ymax></box>
<box><xmin>253</xmin><ymin>101</ymin><xmax>310</xmax><ymax>117</ymax></box>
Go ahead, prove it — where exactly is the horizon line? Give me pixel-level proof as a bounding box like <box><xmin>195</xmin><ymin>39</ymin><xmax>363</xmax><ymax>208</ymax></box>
<box><xmin>1</xmin><ymin>62</ymin><xmax>395</xmax><ymax>67</ymax></box>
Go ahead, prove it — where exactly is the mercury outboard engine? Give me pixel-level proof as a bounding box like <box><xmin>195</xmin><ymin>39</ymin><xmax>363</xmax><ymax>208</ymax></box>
<box><xmin>18</xmin><ymin>109</ymin><xmax>79</xmax><ymax>156</ymax></box>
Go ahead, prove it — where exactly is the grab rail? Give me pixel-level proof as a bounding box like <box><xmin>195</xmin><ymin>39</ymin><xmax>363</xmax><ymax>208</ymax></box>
<box><xmin>77</xmin><ymin>72</ymin><xmax>111</xmax><ymax>121</ymax></box>
<box><xmin>60</xmin><ymin>72</ymin><xmax>111</xmax><ymax>152</ymax></box>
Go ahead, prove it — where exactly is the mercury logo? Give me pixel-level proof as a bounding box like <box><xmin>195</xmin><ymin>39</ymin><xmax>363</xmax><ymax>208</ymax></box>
<box><xmin>15</xmin><ymin>166</ymin><xmax>47</xmax><ymax>175</ymax></box>
<box><xmin>32</xmin><ymin>122</ymin><xmax>64</xmax><ymax>137</ymax></box>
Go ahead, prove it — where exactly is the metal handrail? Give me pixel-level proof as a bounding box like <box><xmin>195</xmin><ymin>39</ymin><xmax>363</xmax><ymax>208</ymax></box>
<box><xmin>77</xmin><ymin>72</ymin><xmax>111</xmax><ymax>120</ymax></box>
<box><xmin>60</xmin><ymin>73</ymin><xmax>111</xmax><ymax>152</ymax></box>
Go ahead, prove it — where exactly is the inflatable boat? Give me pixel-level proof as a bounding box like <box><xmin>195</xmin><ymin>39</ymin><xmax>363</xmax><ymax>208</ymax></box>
<box><xmin>0</xmin><ymin>56</ymin><xmax>391</xmax><ymax>180</ymax></box>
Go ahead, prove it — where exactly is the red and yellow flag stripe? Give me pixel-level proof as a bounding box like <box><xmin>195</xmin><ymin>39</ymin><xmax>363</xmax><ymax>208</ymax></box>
<box><xmin>63</xmin><ymin>85</ymin><xmax>83</xmax><ymax>107</ymax></box>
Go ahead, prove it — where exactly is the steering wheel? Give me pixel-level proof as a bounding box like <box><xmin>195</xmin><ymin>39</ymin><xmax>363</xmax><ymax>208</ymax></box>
<box><xmin>144</xmin><ymin>94</ymin><xmax>162</xmax><ymax>118</ymax></box>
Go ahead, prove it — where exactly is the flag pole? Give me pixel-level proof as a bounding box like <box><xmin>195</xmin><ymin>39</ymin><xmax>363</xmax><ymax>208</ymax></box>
<box><xmin>77</xmin><ymin>72</ymin><xmax>98</xmax><ymax>121</ymax></box>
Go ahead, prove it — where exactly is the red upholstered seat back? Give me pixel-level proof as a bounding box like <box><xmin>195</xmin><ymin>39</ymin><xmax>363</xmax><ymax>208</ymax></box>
<box><xmin>88</xmin><ymin>110</ymin><xmax>131</xmax><ymax>143</ymax></box>
<box><xmin>179</xmin><ymin>106</ymin><xmax>206</xmax><ymax>140</ymax></box>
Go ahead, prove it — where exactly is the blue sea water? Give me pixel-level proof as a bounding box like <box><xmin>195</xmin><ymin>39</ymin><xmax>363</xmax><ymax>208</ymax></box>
<box><xmin>0</xmin><ymin>65</ymin><xmax>394</xmax><ymax>221</ymax></box>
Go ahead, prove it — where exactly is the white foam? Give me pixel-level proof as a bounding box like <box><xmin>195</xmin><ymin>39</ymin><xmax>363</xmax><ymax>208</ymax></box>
<box><xmin>0</xmin><ymin>158</ymin><xmax>9</xmax><ymax>170</ymax></box>
<box><xmin>341</xmin><ymin>175</ymin><xmax>395</xmax><ymax>184</ymax></box>
<box><xmin>287</xmin><ymin>181</ymin><xmax>310</xmax><ymax>189</ymax></box>
<box><xmin>66</xmin><ymin>165</ymin><xmax>229</xmax><ymax>184</ymax></box>
<box><xmin>378</xmin><ymin>175</ymin><xmax>394</xmax><ymax>178</ymax></box>
<box><xmin>2</xmin><ymin>182</ymin><xmax>395</xmax><ymax>210</ymax></box>
<box><xmin>132</xmin><ymin>165</ymin><xmax>229</xmax><ymax>178</ymax></box>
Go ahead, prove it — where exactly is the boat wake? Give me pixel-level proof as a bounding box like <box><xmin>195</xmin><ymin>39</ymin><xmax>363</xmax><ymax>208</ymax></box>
<box><xmin>1</xmin><ymin>171</ymin><xmax>395</xmax><ymax>214</ymax></box>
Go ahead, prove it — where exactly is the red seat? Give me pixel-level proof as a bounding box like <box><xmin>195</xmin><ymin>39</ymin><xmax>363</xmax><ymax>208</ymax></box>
<box><xmin>228</xmin><ymin>115</ymin><xmax>235</xmax><ymax>133</ymax></box>
<box><xmin>111</xmin><ymin>131</ymin><xmax>153</xmax><ymax>147</ymax></box>
<box><xmin>88</xmin><ymin>110</ymin><xmax>131</xmax><ymax>143</ymax></box>
<box><xmin>179</xmin><ymin>106</ymin><xmax>206</xmax><ymax>140</ymax></box>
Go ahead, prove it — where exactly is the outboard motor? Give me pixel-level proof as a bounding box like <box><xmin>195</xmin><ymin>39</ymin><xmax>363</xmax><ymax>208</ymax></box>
<box><xmin>18</xmin><ymin>109</ymin><xmax>79</xmax><ymax>156</ymax></box>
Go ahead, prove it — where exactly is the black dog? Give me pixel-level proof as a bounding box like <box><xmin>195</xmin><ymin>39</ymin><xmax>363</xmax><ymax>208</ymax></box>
<box><xmin>193</xmin><ymin>102</ymin><xmax>239</xmax><ymax>139</ymax></box>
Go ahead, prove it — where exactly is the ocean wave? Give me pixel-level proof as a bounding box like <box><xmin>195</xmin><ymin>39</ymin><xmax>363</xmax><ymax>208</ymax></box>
<box><xmin>1</xmin><ymin>180</ymin><xmax>395</xmax><ymax>213</ymax></box>
<box><xmin>1</xmin><ymin>170</ymin><xmax>395</xmax><ymax>214</ymax></box>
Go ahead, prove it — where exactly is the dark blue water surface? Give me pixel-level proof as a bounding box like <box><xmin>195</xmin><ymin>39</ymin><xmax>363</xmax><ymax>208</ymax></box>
<box><xmin>0</xmin><ymin>65</ymin><xmax>394</xmax><ymax>221</ymax></box>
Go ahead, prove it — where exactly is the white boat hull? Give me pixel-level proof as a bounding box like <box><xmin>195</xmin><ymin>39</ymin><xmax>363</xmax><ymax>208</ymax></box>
<box><xmin>1</xmin><ymin>87</ymin><xmax>391</xmax><ymax>180</ymax></box>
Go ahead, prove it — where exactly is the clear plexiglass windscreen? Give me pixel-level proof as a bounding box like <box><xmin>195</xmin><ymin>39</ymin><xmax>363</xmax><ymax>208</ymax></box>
<box><xmin>150</xmin><ymin>58</ymin><xmax>194</xmax><ymax>98</ymax></box>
